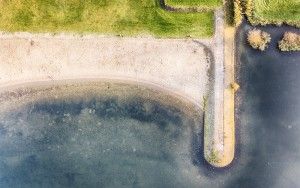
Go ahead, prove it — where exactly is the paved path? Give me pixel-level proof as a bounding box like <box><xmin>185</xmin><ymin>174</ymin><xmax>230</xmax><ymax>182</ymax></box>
<box><xmin>204</xmin><ymin>7</ymin><xmax>236</xmax><ymax>167</ymax></box>
<box><xmin>212</xmin><ymin>8</ymin><xmax>225</xmax><ymax>154</ymax></box>
<box><xmin>158</xmin><ymin>0</ymin><xmax>235</xmax><ymax>167</ymax></box>
<box><xmin>204</xmin><ymin>8</ymin><xmax>236</xmax><ymax>167</ymax></box>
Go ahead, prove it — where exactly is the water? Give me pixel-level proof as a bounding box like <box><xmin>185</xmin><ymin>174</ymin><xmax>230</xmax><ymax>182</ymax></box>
<box><xmin>229</xmin><ymin>23</ymin><xmax>300</xmax><ymax>188</ymax></box>
<box><xmin>0</xmin><ymin>82</ymin><xmax>206</xmax><ymax>188</ymax></box>
<box><xmin>0</xmin><ymin>24</ymin><xmax>299</xmax><ymax>188</ymax></box>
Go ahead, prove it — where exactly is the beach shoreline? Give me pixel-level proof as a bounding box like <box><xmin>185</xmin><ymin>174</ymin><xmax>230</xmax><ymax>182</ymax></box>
<box><xmin>0</xmin><ymin>80</ymin><xmax>204</xmax><ymax>123</ymax></box>
<box><xmin>0</xmin><ymin>33</ymin><xmax>212</xmax><ymax>109</ymax></box>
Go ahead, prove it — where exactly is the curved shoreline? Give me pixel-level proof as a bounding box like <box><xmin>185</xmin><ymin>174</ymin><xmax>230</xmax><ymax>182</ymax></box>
<box><xmin>0</xmin><ymin>79</ymin><xmax>207</xmax><ymax>187</ymax></box>
<box><xmin>0</xmin><ymin>77</ymin><xmax>204</xmax><ymax>111</ymax></box>
<box><xmin>0</xmin><ymin>80</ymin><xmax>204</xmax><ymax>129</ymax></box>
<box><xmin>0</xmin><ymin>34</ymin><xmax>211</xmax><ymax>107</ymax></box>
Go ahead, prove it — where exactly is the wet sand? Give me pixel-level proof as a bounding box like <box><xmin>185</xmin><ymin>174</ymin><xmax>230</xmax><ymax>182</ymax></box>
<box><xmin>0</xmin><ymin>80</ymin><xmax>203</xmax><ymax>120</ymax></box>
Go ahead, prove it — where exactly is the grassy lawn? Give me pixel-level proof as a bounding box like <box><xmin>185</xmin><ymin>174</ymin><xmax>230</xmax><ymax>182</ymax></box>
<box><xmin>251</xmin><ymin>0</ymin><xmax>300</xmax><ymax>26</ymax></box>
<box><xmin>165</xmin><ymin>0</ymin><xmax>222</xmax><ymax>9</ymax></box>
<box><xmin>0</xmin><ymin>0</ymin><xmax>215</xmax><ymax>38</ymax></box>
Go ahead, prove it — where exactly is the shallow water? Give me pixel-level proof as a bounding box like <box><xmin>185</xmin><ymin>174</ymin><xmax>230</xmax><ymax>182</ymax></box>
<box><xmin>0</xmin><ymin>82</ymin><xmax>208</xmax><ymax>188</ymax></box>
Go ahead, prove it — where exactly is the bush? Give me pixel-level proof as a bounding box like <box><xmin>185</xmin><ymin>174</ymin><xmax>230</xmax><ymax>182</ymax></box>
<box><xmin>279</xmin><ymin>32</ymin><xmax>300</xmax><ymax>51</ymax></box>
<box><xmin>247</xmin><ymin>29</ymin><xmax>271</xmax><ymax>51</ymax></box>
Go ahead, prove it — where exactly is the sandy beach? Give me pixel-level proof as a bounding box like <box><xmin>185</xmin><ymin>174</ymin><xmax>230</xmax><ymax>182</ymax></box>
<box><xmin>0</xmin><ymin>33</ymin><xmax>212</xmax><ymax>107</ymax></box>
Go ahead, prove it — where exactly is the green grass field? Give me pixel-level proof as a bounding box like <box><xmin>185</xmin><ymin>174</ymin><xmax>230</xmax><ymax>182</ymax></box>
<box><xmin>251</xmin><ymin>0</ymin><xmax>300</xmax><ymax>26</ymax></box>
<box><xmin>0</xmin><ymin>0</ymin><xmax>215</xmax><ymax>38</ymax></box>
<box><xmin>165</xmin><ymin>0</ymin><xmax>222</xmax><ymax>9</ymax></box>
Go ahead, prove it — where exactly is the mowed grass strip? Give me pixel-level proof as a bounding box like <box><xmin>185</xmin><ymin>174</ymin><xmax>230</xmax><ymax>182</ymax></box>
<box><xmin>253</xmin><ymin>0</ymin><xmax>300</xmax><ymax>25</ymax></box>
<box><xmin>0</xmin><ymin>0</ymin><xmax>214</xmax><ymax>38</ymax></box>
<box><xmin>165</xmin><ymin>0</ymin><xmax>222</xmax><ymax>9</ymax></box>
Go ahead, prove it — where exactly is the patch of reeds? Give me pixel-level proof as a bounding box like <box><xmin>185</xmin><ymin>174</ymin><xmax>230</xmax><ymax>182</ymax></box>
<box><xmin>233</xmin><ymin>0</ymin><xmax>243</xmax><ymax>26</ymax></box>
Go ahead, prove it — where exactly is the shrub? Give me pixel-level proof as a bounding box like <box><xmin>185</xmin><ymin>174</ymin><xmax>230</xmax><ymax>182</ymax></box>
<box><xmin>279</xmin><ymin>32</ymin><xmax>300</xmax><ymax>51</ymax></box>
<box><xmin>247</xmin><ymin>29</ymin><xmax>271</xmax><ymax>51</ymax></box>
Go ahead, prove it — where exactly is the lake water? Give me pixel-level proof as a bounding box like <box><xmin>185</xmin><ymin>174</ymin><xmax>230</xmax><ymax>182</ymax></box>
<box><xmin>0</xmin><ymin>24</ymin><xmax>299</xmax><ymax>188</ymax></box>
<box><xmin>231</xmin><ymin>23</ymin><xmax>300</xmax><ymax>188</ymax></box>
<box><xmin>0</xmin><ymin>82</ymin><xmax>208</xmax><ymax>188</ymax></box>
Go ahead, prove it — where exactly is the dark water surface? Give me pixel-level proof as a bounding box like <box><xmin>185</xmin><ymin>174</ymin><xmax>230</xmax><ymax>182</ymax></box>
<box><xmin>230</xmin><ymin>23</ymin><xmax>300</xmax><ymax>188</ymax></box>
